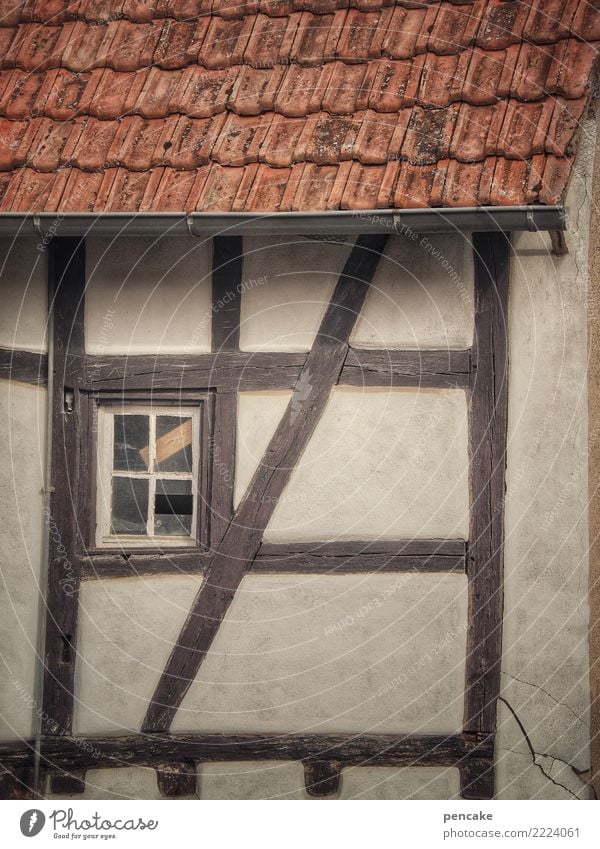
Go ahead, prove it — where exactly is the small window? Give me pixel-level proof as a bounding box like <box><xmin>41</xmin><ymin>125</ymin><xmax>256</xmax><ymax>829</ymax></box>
<box><xmin>96</xmin><ymin>404</ymin><xmax>203</xmax><ymax>548</ymax></box>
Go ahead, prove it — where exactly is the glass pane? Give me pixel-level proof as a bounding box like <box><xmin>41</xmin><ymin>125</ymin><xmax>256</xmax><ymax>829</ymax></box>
<box><xmin>113</xmin><ymin>415</ymin><xmax>149</xmax><ymax>472</ymax></box>
<box><xmin>111</xmin><ymin>477</ymin><xmax>148</xmax><ymax>535</ymax></box>
<box><xmin>155</xmin><ymin>415</ymin><xmax>193</xmax><ymax>473</ymax></box>
<box><xmin>154</xmin><ymin>479</ymin><xmax>193</xmax><ymax>537</ymax></box>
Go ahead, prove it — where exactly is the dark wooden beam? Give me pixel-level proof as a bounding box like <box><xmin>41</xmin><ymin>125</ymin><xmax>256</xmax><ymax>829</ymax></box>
<box><xmin>0</xmin><ymin>346</ymin><xmax>47</xmax><ymax>386</ymax></box>
<box><xmin>459</xmin><ymin>759</ymin><xmax>495</xmax><ymax>800</ymax></box>
<box><xmin>461</xmin><ymin>232</ymin><xmax>510</xmax><ymax>799</ymax></box>
<box><xmin>42</xmin><ymin>238</ymin><xmax>87</xmax><ymax>797</ymax></box>
<box><xmin>84</xmin><ymin>351</ymin><xmax>306</xmax><ymax>392</ymax></box>
<box><xmin>303</xmin><ymin>760</ymin><xmax>341</xmax><ymax>797</ymax></box>
<box><xmin>253</xmin><ymin>539</ymin><xmax>466</xmax><ymax>573</ymax></box>
<box><xmin>84</xmin><ymin>349</ymin><xmax>474</xmax><ymax>392</ymax></box>
<box><xmin>0</xmin><ymin>731</ymin><xmax>494</xmax><ymax>772</ymax></box>
<box><xmin>142</xmin><ymin>233</ymin><xmax>389</xmax><ymax>733</ymax></box>
<box><xmin>0</xmin><ymin>767</ymin><xmax>36</xmax><ymax>800</ymax></box>
<box><xmin>212</xmin><ymin>236</ymin><xmax>243</xmax><ymax>352</ymax></box>
<box><xmin>341</xmin><ymin>349</ymin><xmax>471</xmax><ymax>388</ymax></box>
<box><xmin>42</xmin><ymin>238</ymin><xmax>86</xmax><ymax>743</ymax></box>
<box><xmin>210</xmin><ymin>391</ymin><xmax>237</xmax><ymax>547</ymax></box>
<box><xmin>47</xmin><ymin>770</ymin><xmax>85</xmax><ymax>795</ymax></box>
<box><xmin>156</xmin><ymin>763</ymin><xmax>197</xmax><ymax>797</ymax></box>
<box><xmin>79</xmin><ymin>550</ymin><xmax>211</xmax><ymax>579</ymax></box>
<box><xmin>79</xmin><ymin>539</ymin><xmax>466</xmax><ymax>579</ymax></box>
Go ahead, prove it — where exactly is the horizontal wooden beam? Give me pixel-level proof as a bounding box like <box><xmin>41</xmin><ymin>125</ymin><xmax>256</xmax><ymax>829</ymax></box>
<box><xmin>79</xmin><ymin>550</ymin><xmax>212</xmax><ymax>579</ymax></box>
<box><xmin>0</xmin><ymin>732</ymin><xmax>493</xmax><ymax>771</ymax></box>
<box><xmin>85</xmin><ymin>349</ymin><xmax>473</xmax><ymax>393</ymax></box>
<box><xmin>79</xmin><ymin>540</ymin><xmax>466</xmax><ymax>580</ymax></box>
<box><xmin>253</xmin><ymin>539</ymin><xmax>466</xmax><ymax>573</ymax></box>
<box><xmin>340</xmin><ymin>349</ymin><xmax>471</xmax><ymax>388</ymax></box>
<box><xmin>85</xmin><ymin>352</ymin><xmax>306</xmax><ymax>392</ymax></box>
<box><xmin>0</xmin><ymin>346</ymin><xmax>47</xmax><ymax>386</ymax></box>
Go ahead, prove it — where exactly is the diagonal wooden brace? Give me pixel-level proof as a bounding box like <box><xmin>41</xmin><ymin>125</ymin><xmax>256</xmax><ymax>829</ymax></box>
<box><xmin>142</xmin><ymin>234</ymin><xmax>389</xmax><ymax>732</ymax></box>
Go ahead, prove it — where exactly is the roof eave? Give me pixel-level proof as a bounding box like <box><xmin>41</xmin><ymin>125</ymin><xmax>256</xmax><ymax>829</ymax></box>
<box><xmin>0</xmin><ymin>206</ymin><xmax>567</xmax><ymax>238</ymax></box>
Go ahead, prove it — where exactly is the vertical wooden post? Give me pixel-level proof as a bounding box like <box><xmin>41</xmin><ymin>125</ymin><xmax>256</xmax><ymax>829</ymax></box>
<box><xmin>211</xmin><ymin>235</ymin><xmax>243</xmax><ymax>353</ymax></box>
<box><xmin>461</xmin><ymin>232</ymin><xmax>510</xmax><ymax>798</ymax></box>
<box><xmin>209</xmin><ymin>237</ymin><xmax>241</xmax><ymax>546</ymax></box>
<box><xmin>42</xmin><ymin>237</ymin><xmax>87</xmax><ymax>795</ymax></box>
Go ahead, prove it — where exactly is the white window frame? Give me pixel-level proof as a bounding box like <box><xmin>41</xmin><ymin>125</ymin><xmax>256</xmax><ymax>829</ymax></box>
<box><xmin>96</xmin><ymin>403</ymin><xmax>200</xmax><ymax>549</ymax></box>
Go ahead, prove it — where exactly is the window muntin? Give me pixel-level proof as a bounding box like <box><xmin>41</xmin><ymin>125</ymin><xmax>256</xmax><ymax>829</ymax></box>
<box><xmin>97</xmin><ymin>404</ymin><xmax>200</xmax><ymax>547</ymax></box>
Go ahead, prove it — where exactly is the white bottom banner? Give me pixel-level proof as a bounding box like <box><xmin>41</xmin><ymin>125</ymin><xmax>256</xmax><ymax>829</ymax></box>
<box><xmin>1</xmin><ymin>800</ymin><xmax>599</xmax><ymax>849</ymax></box>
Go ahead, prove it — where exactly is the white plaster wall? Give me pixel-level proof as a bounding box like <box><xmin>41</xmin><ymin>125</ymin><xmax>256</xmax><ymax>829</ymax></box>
<box><xmin>236</xmin><ymin>387</ymin><xmax>469</xmax><ymax>540</ymax></box>
<box><xmin>85</xmin><ymin>236</ymin><xmax>212</xmax><ymax>354</ymax></box>
<box><xmin>0</xmin><ymin>238</ymin><xmax>47</xmax><ymax>352</ymax></box>
<box><xmin>350</xmin><ymin>233</ymin><xmax>474</xmax><ymax>350</ymax></box>
<box><xmin>47</xmin><ymin>767</ymin><xmax>177</xmax><ymax>801</ymax></box>
<box><xmin>47</xmin><ymin>762</ymin><xmax>459</xmax><ymax>800</ymax></box>
<box><xmin>76</xmin><ymin>573</ymin><xmax>467</xmax><ymax>737</ymax></box>
<box><xmin>496</xmin><ymin>119</ymin><xmax>595</xmax><ymax>799</ymax></box>
<box><xmin>198</xmin><ymin>762</ymin><xmax>460</xmax><ymax>800</ymax></box>
<box><xmin>74</xmin><ymin>575</ymin><xmax>204</xmax><ymax>735</ymax></box>
<box><xmin>240</xmin><ymin>237</ymin><xmax>351</xmax><ymax>351</ymax></box>
<box><xmin>0</xmin><ymin>380</ymin><xmax>46</xmax><ymax>740</ymax></box>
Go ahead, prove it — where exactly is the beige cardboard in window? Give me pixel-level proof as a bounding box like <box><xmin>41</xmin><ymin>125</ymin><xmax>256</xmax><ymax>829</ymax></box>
<box><xmin>139</xmin><ymin>419</ymin><xmax>192</xmax><ymax>468</ymax></box>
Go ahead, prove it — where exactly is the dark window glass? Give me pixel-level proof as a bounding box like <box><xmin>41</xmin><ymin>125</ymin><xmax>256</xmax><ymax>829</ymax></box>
<box><xmin>113</xmin><ymin>415</ymin><xmax>149</xmax><ymax>471</ymax></box>
<box><xmin>154</xmin><ymin>479</ymin><xmax>193</xmax><ymax>537</ymax></box>
<box><xmin>155</xmin><ymin>416</ymin><xmax>193</xmax><ymax>473</ymax></box>
<box><xmin>111</xmin><ymin>477</ymin><xmax>149</xmax><ymax>535</ymax></box>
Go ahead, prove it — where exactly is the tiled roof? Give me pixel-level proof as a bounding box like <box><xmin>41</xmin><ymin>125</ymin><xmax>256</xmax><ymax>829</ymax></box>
<box><xmin>0</xmin><ymin>0</ymin><xmax>598</xmax><ymax>213</ymax></box>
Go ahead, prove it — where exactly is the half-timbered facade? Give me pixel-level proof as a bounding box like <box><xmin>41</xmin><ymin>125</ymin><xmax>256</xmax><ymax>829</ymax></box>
<box><xmin>0</xmin><ymin>0</ymin><xmax>598</xmax><ymax>800</ymax></box>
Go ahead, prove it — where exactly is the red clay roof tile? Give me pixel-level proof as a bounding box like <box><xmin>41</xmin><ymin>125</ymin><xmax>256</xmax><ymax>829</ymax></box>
<box><xmin>0</xmin><ymin>0</ymin><xmax>596</xmax><ymax>212</ymax></box>
<box><xmin>0</xmin><ymin>118</ymin><xmax>29</xmax><ymax>169</ymax></box>
<box><xmin>442</xmin><ymin>159</ymin><xmax>484</xmax><ymax>206</ymax></box>
<box><xmin>164</xmin><ymin>114</ymin><xmax>226</xmax><ymax>168</ymax></box>
<box><xmin>211</xmin><ymin>112</ymin><xmax>271</xmax><ymax>166</ymax></box>
<box><xmin>153</xmin><ymin>19</ymin><xmax>209</xmax><ymax>69</ymax></box>
<box><xmin>65</xmin><ymin>116</ymin><xmax>120</xmax><ymax>169</ymax></box>
<box><xmin>173</xmin><ymin>66</ymin><xmax>236</xmax><ymax>118</ymax></box>
<box><xmin>571</xmin><ymin>0</ymin><xmax>600</xmax><ymax>42</ymax></box>
<box><xmin>289</xmin><ymin>11</ymin><xmax>336</xmax><ymax>65</ymax></box>
<box><xmin>198</xmin><ymin>16</ymin><xmax>253</xmax><ymax>69</ymax></box>
<box><xmin>259</xmin><ymin>114</ymin><xmax>305</xmax><ymax>165</ymax></box>
<box><xmin>58</xmin><ymin>21</ymin><xmax>108</xmax><ymax>72</ymax></box>
<box><xmin>340</xmin><ymin>161</ymin><xmax>386</xmax><ymax>209</ymax></box>
<box><xmin>27</xmin><ymin>116</ymin><xmax>79</xmax><ymax>170</ymax></box>
<box><xmin>428</xmin><ymin>1</ymin><xmax>483</xmax><ymax>56</ymax></box>
<box><xmin>476</xmin><ymin>0</ymin><xmax>528</xmax><ymax>51</ymax></box>
<box><xmin>38</xmin><ymin>68</ymin><xmax>90</xmax><ymax>119</ymax></box>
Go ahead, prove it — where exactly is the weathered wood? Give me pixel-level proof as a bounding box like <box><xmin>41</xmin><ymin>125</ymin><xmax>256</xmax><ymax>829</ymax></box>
<box><xmin>85</xmin><ymin>352</ymin><xmax>306</xmax><ymax>392</ymax></box>
<box><xmin>142</xmin><ymin>233</ymin><xmax>389</xmax><ymax>733</ymax></box>
<box><xmin>0</xmin><ymin>347</ymin><xmax>47</xmax><ymax>386</ymax></box>
<box><xmin>0</xmin><ymin>767</ymin><xmax>35</xmax><ymax>799</ymax></box>
<box><xmin>156</xmin><ymin>763</ymin><xmax>197</xmax><ymax>797</ymax></box>
<box><xmin>210</xmin><ymin>391</ymin><xmax>237</xmax><ymax>547</ymax></box>
<box><xmin>253</xmin><ymin>539</ymin><xmax>466</xmax><ymax>573</ymax></box>
<box><xmin>459</xmin><ymin>759</ymin><xmax>495</xmax><ymax>799</ymax></box>
<box><xmin>341</xmin><ymin>349</ymin><xmax>471</xmax><ymax>388</ymax></box>
<box><xmin>42</xmin><ymin>238</ymin><xmax>86</xmax><ymax>740</ymax></box>
<box><xmin>464</xmin><ymin>233</ymin><xmax>510</xmax><ymax>742</ymax></box>
<box><xmin>0</xmin><ymin>732</ymin><xmax>494</xmax><ymax>771</ymax></box>
<box><xmin>85</xmin><ymin>349</ymin><xmax>474</xmax><ymax>392</ymax></box>
<box><xmin>212</xmin><ymin>236</ymin><xmax>243</xmax><ymax>352</ymax></box>
<box><xmin>303</xmin><ymin>760</ymin><xmax>341</xmax><ymax>797</ymax></box>
<box><xmin>79</xmin><ymin>539</ymin><xmax>466</xmax><ymax>579</ymax></box>
<box><xmin>79</xmin><ymin>550</ymin><xmax>212</xmax><ymax>579</ymax></box>
<box><xmin>48</xmin><ymin>769</ymin><xmax>86</xmax><ymax>795</ymax></box>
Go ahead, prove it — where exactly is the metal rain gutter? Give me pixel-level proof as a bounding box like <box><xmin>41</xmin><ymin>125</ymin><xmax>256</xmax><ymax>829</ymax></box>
<box><xmin>0</xmin><ymin>206</ymin><xmax>567</xmax><ymax>237</ymax></box>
